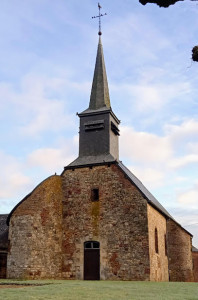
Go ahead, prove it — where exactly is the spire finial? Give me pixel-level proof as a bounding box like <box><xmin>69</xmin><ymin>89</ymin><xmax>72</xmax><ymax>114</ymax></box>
<box><xmin>92</xmin><ymin>3</ymin><xmax>107</xmax><ymax>36</ymax></box>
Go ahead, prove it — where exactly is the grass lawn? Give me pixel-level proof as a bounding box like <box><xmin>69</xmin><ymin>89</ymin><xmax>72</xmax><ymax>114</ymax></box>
<box><xmin>0</xmin><ymin>280</ymin><xmax>198</xmax><ymax>300</ymax></box>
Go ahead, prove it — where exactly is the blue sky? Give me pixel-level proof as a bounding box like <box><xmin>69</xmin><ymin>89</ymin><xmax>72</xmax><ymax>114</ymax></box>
<box><xmin>0</xmin><ymin>0</ymin><xmax>198</xmax><ymax>247</ymax></box>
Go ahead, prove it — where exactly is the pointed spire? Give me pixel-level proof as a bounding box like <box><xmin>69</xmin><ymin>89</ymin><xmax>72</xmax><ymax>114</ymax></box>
<box><xmin>89</xmin><ymin>37</ymin><xmax>111</xmax><ymax>110</ymax></box>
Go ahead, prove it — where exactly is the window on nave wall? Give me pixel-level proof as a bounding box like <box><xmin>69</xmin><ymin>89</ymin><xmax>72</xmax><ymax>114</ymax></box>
<box><xmin>155</xmin><ymin>228</ymin><xmax>159</xmax><ymax>254</ymax></box>
<box><xmin>91</xmin><ymin>188</ymin><xmax>99</xmax><ymax>202</ymax></box>
<box><xmin>164</xmin><ymin>234</ymin><xmax>167</xmax><ymax>256</ymax></box>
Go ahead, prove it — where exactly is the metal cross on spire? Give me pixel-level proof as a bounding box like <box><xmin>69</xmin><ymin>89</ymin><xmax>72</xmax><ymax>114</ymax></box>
<box><xmin>92</xmin><ymin>3</ymin><xmax>107</xmax><ymax>36</ymax></box>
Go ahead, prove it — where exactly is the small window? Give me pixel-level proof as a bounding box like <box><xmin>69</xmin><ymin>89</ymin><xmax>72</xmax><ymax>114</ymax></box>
<box><xmin>91</xmin><ymin>188</ymin><xmax>99</xmax><ymax>202</ymax></box>
<box><xmin>84</xmin><ymin>241</ymin><xmax>100</xmax><ymax>249</ymax></box>
<box><xmin>164</xmin><ymin>234</ymin><xmax>167</xmax><ymax>256</ymax></box>
<box><xmin>155</xmin><ymin>228</ymin><xmax>159</xmax><ymax>254</ymax></box>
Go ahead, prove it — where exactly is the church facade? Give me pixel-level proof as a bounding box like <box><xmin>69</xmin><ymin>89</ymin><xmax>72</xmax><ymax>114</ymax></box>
<box><xmin>1</xmin><ymin>36</ymin><xmax>195</xmax><ymax>281</ymax></box>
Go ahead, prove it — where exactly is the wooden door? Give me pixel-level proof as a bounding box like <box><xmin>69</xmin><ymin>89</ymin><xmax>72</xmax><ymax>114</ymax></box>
<box><xmin>84</xmin><ymin>241</ymin><xmax>100</xmax><ymax>280</ymax></box>
<box><xmin>0</xmin><ymin>253</ymin><xmax>7</xmax><ymax>279</ymax></box>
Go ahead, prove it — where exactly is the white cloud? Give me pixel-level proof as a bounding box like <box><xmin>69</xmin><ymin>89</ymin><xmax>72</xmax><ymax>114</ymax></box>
<box><xmin>169</xmin><ymin>154</ymin><xmax>198</xmax><ymax>169</ymax></box>
<box><xmin>0</xmin><ymin>73</ymin><xmax>91</xmax><ymax>137</ymax></box>
<box><xmin>0</xmin><ymin>135</ymin><xmax>79</xmax><ymax>212</ymax></box>
<box><xmin>119</xmin><ymin>121</ymin><xmax>198</xmax><ymax>206</ymax></box>
<box><xmin>0</xmin><ymin>151</ymin><xmax>32</xmax><ymax>199</ymax></box>
<box><xmin>165</xmin><ymin>119</ymin><xmax>198</xmax><ymax>143</ymax></box>
<box><xmin>178</xmin><ymin>190</ymin><xmax>198</xmax><ymax>205</ymax></box>
<box><xmin>177</xmin><ymin>184</ymin><xmax>198</xmax><ymax>205</ymax></box>
<box><xmin>187</xmin><ymin>142</ymin><xmax>198</xmax><ymax>154</ymax></box>
<box><xmin>120</xmin><ymin>125</ymin><xmax>172</xmax><ymax>164</ymax></box>
<box><xmin>132</xmin><ymin>82</ymin><xmax>190</xmax><ymax>112</ymax></box>
<box><xmin>120</xmin><ymin>118</ymin><xmax>198</xmax><ymax>174</ymax></box>
<box><xmin>174</xmin><ymin>176</ymin><xmax>188</xmax><ymax>183</ymax></box>
<box><xmin>128</xmin><ymin>165</ymin><xmax>165</xmax><ymax>189</ymax></box>
<box><xmin>105</xmin><ymin>13</ymin><xmax>171</xmax><ymax>64</ymax></box>
<box><xmin>165</xmin><ymin>120</ymin><xmax>198</xmax><ymax>169</ymax></box>
<box><xmin>111</xmin><ymin>78</ymin><xmax>191</xmax><ymax>117</ymax></box>
<box><xmin>27</xmin><ymin>137</ymin><xmax>78</xmax><ymax>173</ymax></box>
<box><xmin>18</xmin><ymin>75</ymin><xmax>76</xmax><ymax>136</ymax></box>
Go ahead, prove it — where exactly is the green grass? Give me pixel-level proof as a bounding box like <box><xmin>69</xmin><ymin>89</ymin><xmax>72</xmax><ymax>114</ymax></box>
<box><xmin>0</xmin><ymin>280</ymin><xmax>198</xmax><ymax>300</ymax></box>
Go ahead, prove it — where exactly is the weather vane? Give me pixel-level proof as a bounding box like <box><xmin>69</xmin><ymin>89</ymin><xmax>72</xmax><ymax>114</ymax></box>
<box><xmin>92</xmin><ymin>3</ymin><xmax>107</xmax><ymax>36</ymax></box>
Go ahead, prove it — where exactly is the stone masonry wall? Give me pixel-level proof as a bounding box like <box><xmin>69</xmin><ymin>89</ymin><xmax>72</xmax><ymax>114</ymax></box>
<box><xmin>147</xmin><ymin>204</ymin><xmax>169</xmax><ymax>281</ymax></box>
<box><xmin>192</xmin><ymin>251</ymin><xmax>198</xmax><ymax>282</ymax></box>
<box><xmin>7</xmin><ymin>175</ymin><xmax>63</xmax><ymax>279</ymax></box>
<box><xmin>61</xmin><ymin>164</ymin><xmax>150</xmax><ymax>280</ymax></box>
<box><xmin>167</xmin><ymin>219</ymin><xmax>194</xmax><ymax>282</ymax></box>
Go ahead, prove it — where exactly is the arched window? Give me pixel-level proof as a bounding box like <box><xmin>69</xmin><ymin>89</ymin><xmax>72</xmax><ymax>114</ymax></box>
<box><xmin>155</xmin><ymin>228</ymin><xmax>159</xmax><ymax>254</ymax></box>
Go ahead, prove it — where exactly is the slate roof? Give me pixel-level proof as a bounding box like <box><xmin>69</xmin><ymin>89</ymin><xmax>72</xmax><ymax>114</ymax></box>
<box><xmin>89</xmin><ymin>36</ymin><xmax>111</xmax><ymax>110</ymax></box>
<box><xmin>0</xmin><ymin>214</ymin><xmax>9</xmax><ymax>250</ymax></box>
<box><xmin>78</xmin><ymin>107</ymin><xmax>120</xmax><ymax>125</ymax></box>
<box><xmin>80</xmin><ymin>107</ymin><xmax>110</xmax><ymax>114</ymax></box>
<box><xmin>117</xmin><ymin>162</ymin><xmax>174</xmax><ymax>220</ymax></box>
<box><xmin>66</xmin><ymin>154</ymin><xmax>116</xmax><ymax>168</ymax></box>
<box><xmin>117</xmin><ymin>162</ymin><xmax>192</xmax><ymax>236</ymax></box>
<box><xmin>192</xmin><ymin>246</ymin><xmax>198</xmax><ymax>252</ymax></box>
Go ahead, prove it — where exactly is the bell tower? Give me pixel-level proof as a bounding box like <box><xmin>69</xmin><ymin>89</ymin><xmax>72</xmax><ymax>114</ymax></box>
<box><xmin>67</xmin><ymin>6</ymin><xmax>120</xmax><ymax>168</ymax></box>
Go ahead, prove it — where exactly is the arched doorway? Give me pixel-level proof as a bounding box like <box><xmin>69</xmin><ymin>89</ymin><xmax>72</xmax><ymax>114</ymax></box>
<box><xmin>84</xmin><ymin>241</ymin><xmax>100</xmax><ymax>280</ymax></box>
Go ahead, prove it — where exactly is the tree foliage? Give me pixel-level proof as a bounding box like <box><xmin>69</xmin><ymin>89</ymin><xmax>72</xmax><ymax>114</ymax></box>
<box><xmin>139</xmin><ymin>0</ymin><xmax>183</xmax><ymax>8</ymax></box>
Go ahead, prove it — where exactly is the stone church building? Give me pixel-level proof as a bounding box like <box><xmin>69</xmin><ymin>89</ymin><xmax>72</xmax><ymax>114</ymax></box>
<box><xmin>0</xmin><ymin>36</ymin><xmax>196</xmax><ymax>281</ymax></box>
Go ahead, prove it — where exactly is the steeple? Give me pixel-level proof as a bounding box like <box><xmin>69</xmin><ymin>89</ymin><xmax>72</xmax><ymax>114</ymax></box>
<box><xmin>89</xmin><ymin>37</ymin><xmax>111</xmax><ymax>110</ymax></box>
<box><xmin>66</xmin><ymin>4</ymin><xmax>120</xmax><ymax>168</ymax></box>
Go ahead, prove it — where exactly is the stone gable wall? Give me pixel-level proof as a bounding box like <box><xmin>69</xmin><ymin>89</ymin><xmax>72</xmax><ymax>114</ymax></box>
<box><xmin>167</xmin><ymin>219</ymin><xmax>194</xmax><ymax>282</ymax></box>
<box><xmin>192</xmin><ymin>251</ymin><xmax>198</xmax><ymax>282</ymax></box>
<box><xmin>7</xmin><ymin>175</ymin><xmax>63</xmax><ymax>279</ymax></box>
<box><xmin>61</xmin><ymin>164</ymin><xmax>150</xmax><ymax>280</ymax></box>
<box><xmin>147</xmin><ymin>204</ymin><xmax>169</xmax><ymax>281</ymax></box>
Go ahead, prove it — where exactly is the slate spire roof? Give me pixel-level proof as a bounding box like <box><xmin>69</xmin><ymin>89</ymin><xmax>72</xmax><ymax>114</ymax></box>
<box><xmin>89</xmin><ymin>36</ymin><xmax>111</xmax><ymax>110</ymax></box>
